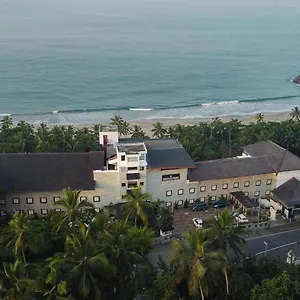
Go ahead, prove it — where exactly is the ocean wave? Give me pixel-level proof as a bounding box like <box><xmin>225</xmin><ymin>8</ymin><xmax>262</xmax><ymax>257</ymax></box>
<box><xmin>129</xmin><ymin>108</ymin><xmax>153</xmax><ymax>111</ymax></box>
<box><xmin>2</xmin><ymin>94</ymin><xmax>300</xmax><ymax>118</ymax></box>
<box><xmin>201</xmin><ymin>100</ymin><xmax>239</xmax><ymax>107</ymax></box>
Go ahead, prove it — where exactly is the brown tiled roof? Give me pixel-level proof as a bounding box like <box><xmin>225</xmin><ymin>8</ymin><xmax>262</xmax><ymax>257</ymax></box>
<box><xmin>231</xmin><ymin>191</ymin><xmax>259</xmax><ymax>208</ymax></box>
<box><xmin>272</xmin><ymin>177</ymin><xmax>300</xmax><ymax>207</ymax></box>
<box><xmin>0</xmin><ymin>152</ymin><xmax>104</xmax><ymax>193</ymax></box>
<box><xmin>243</xmin><ymin>141</ymin><xmax>300</xmax><ymax>172</ymax></box>
<box><xmin>188</xmin><ymin>156</ymin><xmax>275</xmax><ymax>182</ymax></box>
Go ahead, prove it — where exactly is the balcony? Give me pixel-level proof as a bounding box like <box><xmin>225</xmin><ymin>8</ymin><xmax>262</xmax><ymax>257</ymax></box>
<box><xmin>126</xmin><ymin>173</ymin><xmax>140</xmax><ymax>180</ymax></box>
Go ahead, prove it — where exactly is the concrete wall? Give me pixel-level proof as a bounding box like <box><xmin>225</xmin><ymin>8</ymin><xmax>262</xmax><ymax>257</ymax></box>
<box><xmin>146</xmin><ymin>168</ymin><xmax>197</xmax><ymax>206</ymax></box>
<box><xmin>195</xmin><ymin>173</ymin><xmax>276</xmax><ymax>201</ymax></box>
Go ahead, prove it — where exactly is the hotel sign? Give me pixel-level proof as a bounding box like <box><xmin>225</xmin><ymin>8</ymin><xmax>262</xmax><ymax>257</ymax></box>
<box><xmin>162</xmin><ymin>174</ymin><xmax>180</xmax><ymax>181</ymax></box>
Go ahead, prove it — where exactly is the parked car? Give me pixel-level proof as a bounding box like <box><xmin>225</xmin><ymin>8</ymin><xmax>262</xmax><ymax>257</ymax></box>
<box><xmin>213</xmin><ymin>200</ymin><xmax>229</xmax><ymax>209</ymax></box>
<box><xmin>192</xmin><ymin>203</ymin><xmax>207</xmax><ymax>211</ymax></box>
<box><xmin>192</xmin><ymin>217</ymin><xmax>203</xmax><ymax>229</ymax></box>
<box><xmin>234</xmin><ymin>213</ymin><xmax>249</xmax><ymax>223</ymax></box>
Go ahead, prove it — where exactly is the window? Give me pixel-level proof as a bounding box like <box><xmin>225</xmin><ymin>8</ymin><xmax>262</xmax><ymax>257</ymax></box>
<box><xmin>255</xmin><ymin>180</ymin><xmax>261</xmax><ymax>186</ymax></box>
<box><xmin>166</xmin><ymin>201</ymin><xmax>172</xmax><ymax>207</ymax></box>
<box><xmin>189</xmin><ymin>199</ymin><xmax>195</xmax><ymax>204</ymax></box>
<box><xmin>53</xmin><ymin>197</ymin><xmax>60</xmax><ymax>203</ymax></box>
<box><xmin>265</xmin><ymin>190</ymin><xmax>271</xmax><ymax>195</ymax></box>
<box><xmin>254</xmin><ymin>191</ymin><xmax>260</xmax><ymax>197</ymax></box>
<box><xmin>12</xmin><ymin>198</ymin><xmax>19</xmax><ymax>204</ymax></box>
<box><xmin>222</xmin><ymin>184</ymin><xmax>228</xmax><ymax>190</ymax></box>
<box><xmin>189</xmin><ymin>188</ymin><xmax>195</xmax><ymax>194</ymax></box>
<box><xmin>200</xmin><ymin>186</ymin><xmax>206</xmax><ymax>192</ymax></box>
<box><xmin>178</xmin><ymin>200</ymin><xmax>183</xmax><ymax>206</ymax></box>
<box><xmin>27</xmin><ymin>209</ymin><xmax>34</xmax><ymax>215</ymax></box>
<box><xmin>178</xmin><ymin>189</ymin><xmax>184</xmax><ymax>195</ymax></box>
<box><xmin>244</xmin><ymin>181</ymin><xmax>250</xmax><ymax>187</ymax></box>
<box><xmin>26</xmin><ymin>197</ymin><xmax>33</xmax><ymax>204</ymax></box>
<box><xmin>128</xmin><ymin>167</ymin><xmax>137</xmax><ymax>171</ymax></box>
<box><xmin>140</xmin><ymin>182</ymin><xmax>144</xmax><ymax>186</ymax></box>
<box><xmin>0</xmin><ymin>199</ymin><xmax>6</xmax><ymax>205</ymax></box>
<box><xmin>211</xmin><ymin>185</ymin><xmax>217</xmax><ymax>191</ymax></box>
<box><xmin>128</xmin><ymin>182</ymin><xmax>138</xmax><ymax>188</ymax></box>
<box><xmin>121</xmin><ymin>183</ymin><xmax>126</xmax><ymax>187</ymax></box>
<box><xmin>54</xmin><ymin>208</ymin><xmax>61</xmax><ymax>212</ymax></box>
<box><xmin>93</xmin><ymin>196</ymin><xmax>100</xmax><ymax>202</ymax></box>
<box><xmin>140</xmin><ymin>167</ymin><xmax>145</xmax><ymax>171</ymax></box>
<box><xmin>121</xmin><ymin>155</ymin><xmax>125</xmax><ymax>161</ymax></box>
<box><xmin>200</xmin><ymin>197</ymin><xmax>206</xmax><ymax>202</ymax></box>
<box><xmin>140</xmin><ymin>154</ymin><xmax>145</xmax><ymax>160</ymax></box>
<box><xmin>221</xmin><ymin>194</ymin><xmax>227</xmax><ymax>199</ymax></box>
<box><xmin>266</xmin><ymin>179</ymin><xmax>272</xmax><ymax>185</ymax></box>
<box><xmin>166</xmin><ymin>190</ymin><xmax>172</xmax><ymax>197</ymax></box>
<box><xmin>95</xmin><ymin>208</ymin><xmax>100</xmax><ymax>213</ymax></box>
<box><xmin>40</xmin><ymin>197</ymin><xmax>47</xmax><ymax>203</ymax></box>
<box><xmin>162</xmin><ymin>174</ymin><xmax>180</xmax><ymax>181</ymax></box>
<box><xmin>233</xmin><ymin>182</ymin><xmax>239</xmax><ymax>188</ymax></box>
<box><xmin>244</xmin><ymin>192</ymin><xmax>249</xmax><ymax>196</ymax></box>
<box><xmin>80</xmin><ymin>196</ymin><xmax>87</xmax><ymax>202</ymax></box>
<box><xmin>127</xmin><ymin>156</ymin><xmax>138</xmax><ymax>162</ymax></box>
<box><xmin>211</xmin><ymin>196</ymin><xmax>216</xmax><ymax>201</ymax></box>
<box><xmin>41</xmin><ymin>209</ymin><xmax>48</xmax><ymax>215</ymax></box>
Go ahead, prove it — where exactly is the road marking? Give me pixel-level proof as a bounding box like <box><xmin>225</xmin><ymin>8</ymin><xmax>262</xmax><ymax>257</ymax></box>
<box><xmin>246</xmin><ymin>227</ymin><xmax>300</xmax><ymax>241</ymax></box>
<box><xmin>254</xmin><ymin>241</ymin><xmax>300</xmax><ymax>256</ymax></box>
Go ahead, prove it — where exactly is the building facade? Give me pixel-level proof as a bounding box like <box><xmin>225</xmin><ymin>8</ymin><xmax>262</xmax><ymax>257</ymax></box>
<box><xmin>2</xmin><ymin>132</ymin><xmax>300</xmax><ymax>217</ymax></box>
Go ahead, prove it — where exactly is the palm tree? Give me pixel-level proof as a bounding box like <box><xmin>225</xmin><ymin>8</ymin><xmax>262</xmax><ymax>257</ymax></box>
<box><xmin>0</xmin><ymin>260</ymin><xmax>35</xmax><ymax>300</ymax></box>
<box><xmin>101</xmin><ymin>221</ymin><xmax>146</xmax><ymax>295</ymax></box>
<box><xmin>0</xmin><ymin>115</ymin><xmax>13</xmax><ymax>133</ymax></box>
<box><xmin>206</xmin><ymin>210</ymin><xmax>246</xmax><ymax>257</ymax></box>
<box><xmin>169</xmin><ymin>229</ymin><xmax>228</xmax><ymax>300</ymax></box>
<box><xmin>110</xmin><ymin>115</ymin><xmax>124</xmax><ymax>132</ymax></box>
<box><xmin>50</xmin><ymin>225</ymin><xmax>114</xmax><ymax>300</ymax></box>
<box><xmin>290</xmin><ymin>106</ymin><xmax>300</xmax><ymax>121</ymax></box>
<box><xmin>255</xmin><ymin>113</ymin><xmax>264</xmax><ymax>124</ymax></box>
<box><xmin>151</xmin><ymin>122</ymin><xmax>167</xmax><ymax>138</ymax></box>
<box><xmin>51</xmin><ymin>188</ymin><xmax>95</xmax><ymax>232</ymax></box>
<box><xmin>131</xmin><ymin>125</ymin><xmax>146</xmax><ymax>139</ymax></box>
<box><xmin>36</xmin><ymin>123</ymin><xmax>51</xmax><ymax>152</ymax></box>
<box><xmin>121</xmin><ymin>187</ymin><xmax>153</xmax><ymax>227</ymax></box>
<box><xmin>6</xmin><ymin>212</ymin><xmax>38</xmax><ymax>265</ymax></box>
<box><xmin>119</xmin><ymin>121</ymin><xmax>132</xmax><ymax>136</ymax></box>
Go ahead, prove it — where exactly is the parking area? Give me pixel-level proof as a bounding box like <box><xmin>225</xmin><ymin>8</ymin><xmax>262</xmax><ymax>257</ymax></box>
<box><xmin>173</xmin><ymin>206</ymin><xmax>260</xmax><ymax>235</ymax></box>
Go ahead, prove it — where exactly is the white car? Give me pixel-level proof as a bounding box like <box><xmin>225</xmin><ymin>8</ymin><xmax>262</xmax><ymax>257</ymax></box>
<box><xmin>192</xmin><ymin>217</ymin><xmax>203</xmax><ymax>229</ymax></box>
<box><xmin>235</xmin><ymin>214</ymin><xmax>249</xmax><ymax>223</ymax></box>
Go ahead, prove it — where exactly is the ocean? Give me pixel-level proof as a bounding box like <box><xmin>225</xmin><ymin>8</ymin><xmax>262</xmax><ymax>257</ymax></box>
<box><xmin>0</xmin><ymin>0</ymin><xmax>300</xmax><ymax>125</ymax></box>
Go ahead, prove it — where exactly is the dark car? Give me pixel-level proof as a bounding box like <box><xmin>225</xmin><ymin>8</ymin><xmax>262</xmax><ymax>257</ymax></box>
<box><xmin>213</xmin><ymin>200</ymin><xmax>229</xmax><ymax>209</ymax></box>
<box><xmin>192</xmin><ymin>203</ymin><xmax>207</xmax><ymax>211</ymax></box>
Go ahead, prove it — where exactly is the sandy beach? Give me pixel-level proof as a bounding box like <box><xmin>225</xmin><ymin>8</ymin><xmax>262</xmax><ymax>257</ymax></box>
<box><xmin>56</xmin><ymin>110</ymin><xmax>292</xmax><ymax>137</ymax></box>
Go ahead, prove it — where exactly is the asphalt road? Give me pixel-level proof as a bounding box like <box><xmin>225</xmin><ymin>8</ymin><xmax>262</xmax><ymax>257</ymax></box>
<box><xmin>149</xmin><ymin>228</ymin><xmax>300</xmax><ymax>266</ymax></box>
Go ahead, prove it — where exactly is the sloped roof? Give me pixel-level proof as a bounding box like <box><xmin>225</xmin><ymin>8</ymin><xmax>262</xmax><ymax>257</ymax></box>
<box><xmin>188</xmin><ymin>156</ymin><xmax>275</xmax><ymax>181</ymax></box>
<box><xmin>231</xmin><ymin>191</ymin><xmax>259</xmax><ymax>208</ymax></box>
<box><xmin>243</xmin><ymin>141</ymin><xmax>300</xmax><ymax>172</ymax></box>
<box><xmin>272</xmin><ymin>177</ymin><xmax>300</xmax><ymax>207</ymax></box>
<box><xmin>144</xmin><ymin>139</ymin><xmax>195</xmax><ymax>169</ymax></box>
<box><xmin>0</xmin><ymin>152</ymin><xmax>104</xmax><ymax>193</ymax></box>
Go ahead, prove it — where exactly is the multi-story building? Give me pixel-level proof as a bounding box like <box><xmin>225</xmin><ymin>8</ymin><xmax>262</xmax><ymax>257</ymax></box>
<box><xmin>1</xmin><ymin>128</ymin><xmax>300</xmax><ymax>219</ymax></box>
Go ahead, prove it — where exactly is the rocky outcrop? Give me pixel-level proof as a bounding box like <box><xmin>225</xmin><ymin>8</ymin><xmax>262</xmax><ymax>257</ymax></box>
<box><xmin>293</xmin><ymin>75</ymin><xmax>300</xmax><ymax>84</ymax></box>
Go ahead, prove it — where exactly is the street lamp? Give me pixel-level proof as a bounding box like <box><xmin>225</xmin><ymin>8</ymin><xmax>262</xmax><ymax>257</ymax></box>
<box><xmin>264</xmin><ymin>241</ymin><xmax>268</xmax><ymax>257</ymax></box>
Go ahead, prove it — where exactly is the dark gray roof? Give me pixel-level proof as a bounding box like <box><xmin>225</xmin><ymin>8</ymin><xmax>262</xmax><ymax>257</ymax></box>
<box><xmin>243</xmin><ymin>141</ymin><xmax>300</xmax><ymax>172</ymax></box>
<box><xmin>144</xmin><ymin>139</ymin><xmax>195</xmax><ymax>169</ymax></box>
<box><xmin>231</xmin><ymin>191</ymin><xmax>259</xmax><ymax>208</ymax></box>
<box><xmin>272</xmin><ymin>177</ymin><xmax>300</xmax><ymax>207</ymax></box>
<box><xmin>188</xmin><ymin>156</ymin><xmax>276</xmax><ymax>181</ymax></box>
<box><xmin>0</xmin><ymin>152</ymin><xmax>104</xmax><ymax>193</ymax></box>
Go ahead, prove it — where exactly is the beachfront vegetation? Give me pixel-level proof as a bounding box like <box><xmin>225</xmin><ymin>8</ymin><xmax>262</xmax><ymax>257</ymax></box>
<box><xmin>3</xmin><ymin>107</ymin><xmax>300</xmax><ymax>161</ymax></box>
<box><xmin>0</xmin><ymin>189</ymin><xmax>300</xmax><ymax>299</ymax></box>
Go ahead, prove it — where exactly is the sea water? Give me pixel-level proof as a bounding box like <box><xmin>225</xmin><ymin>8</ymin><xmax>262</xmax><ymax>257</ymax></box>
<box><xmin>0</xmin><ymin>0</ymin><xmax>300</xmax><ymax>124</ymax></box>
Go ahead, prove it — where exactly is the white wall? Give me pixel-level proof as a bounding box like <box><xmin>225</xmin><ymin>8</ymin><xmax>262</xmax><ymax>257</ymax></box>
<box><xmin>99</xmin><ymin>131</ymin><xmax>119</xmax><ymax>146</ymax></box>
<box><xmin>277</xmin><ymin>170</ymin><xmax>300</xmax><ymax>187</ymax></box>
